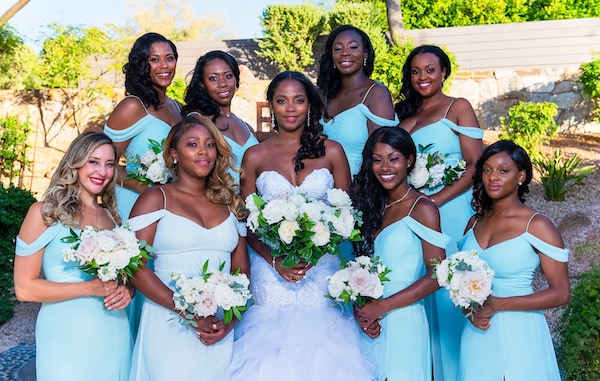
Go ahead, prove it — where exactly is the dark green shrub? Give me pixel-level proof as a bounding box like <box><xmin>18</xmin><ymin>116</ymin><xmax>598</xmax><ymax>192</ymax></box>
<box><xmin>499</xmin><ymin>101</ymin><xmax>558</xmax><ymax>162</ymax></box>
<box><xmin>558</xmin><ymin>264</ymin><xmax>600</xmax><ymax>380</ymax></box>
<box><xmin>537</xmin><ymin>150</ymin><xmax>595</xmax><ymax>201</ymax></box>
<box><xmin>0</xmin><ymin>185</ymin><xmax>36</xmax><ymax>325</ymax></box>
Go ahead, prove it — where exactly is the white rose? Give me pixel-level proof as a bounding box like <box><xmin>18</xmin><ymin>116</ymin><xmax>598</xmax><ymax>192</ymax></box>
<box><xmin>428</xmin><ymin>163</ymin><xmax>446</xmax><ymax>187</ymax></box>
<box><xmin>331</xmin><ymin>208</ymin><xmax>355</xmax><ymax>238</ymax></box>
<box><xmin>262</xmin><ymin>199</ymin><xmax>287</xmax><ymax>224</ymax></box>
<box><xmin>327</xmin><ymin>188</ymin><xmax>352</xmax><ymax>208</ymax></box>
<box><xmin>348</xmin><ymin>268</ymin><xmax>380</xmax><ymax>298</ymax></box>
<box><xmin>278</xmin><ymin>220</ymin><xmax>299</xmax><ymax>245</ymax></box>
<box><xmin>281</xmin><ymin>202</ymin><xmax>300</xmax><ymax>221</ymax></box>
<box><xmin>354</xmin><ymin>255</ymin><xmax>372</xmax><ymax>268</ymax></box>
<box><xmin>95</xmin><ymin>250</ymin><xmax>111</xmax><ymax>265</ymax></box>
<box><xmin>96</xmin><ymin>234</ymin><xmax>116</xmax><ymax>252</ymax></box>
<box><xmin>109</xmin><ymin>248</ymin><xmax>131</xmax><ymax>269</ymax></box>
<box><xmin>299</xmin><ymin>202</ymin><xmax>323</xmax><ymax>222</ymax></box>
<box><xmin>213</xmin><ymin>283</ymin><xmax>238</xmax><ymax>310</ymax></box>
<box><xmin>74</xmin><ymin>237</ymin><xmax>100</xmax><ymax>263</ymax></box>
<box><xmin>409</xmin><ymin>166</ymin><xmax>430</xmax><ymax>189</ymax></box>
<box><xmin>310</xmin><ymin>222</ymin><xmax>331</xmax><ymax>247</ymax></box>
<box><xmin>146</xmin><ymin>156</ymin><xmax>168</xmax><ymax>184</ymax></box>
<box><xmin>327</xmin><ymin>269</ymin><xmax>350</xmax><ymax>298</ymax></box>
<box><xmin>435</xmin><ymin>260</ymin><xmax>452</xmax><ymax>288</ymax></box>
<box><xmin>459</xmin><ymin>270</ymin><xmax>493</xmax><ymax>305</ymax></box>
<box><xmin>245</xmin><ymin>194</ymin><xmax>259</xmax><ymax>213</ymax></box>
<box><xmin>139</xmin><ymin>150</ymin><xmax>157</xmax><ymax>166</ymax></box>
<box><xmin>247</xmin><ymin>212</ymin><xmax>259</xmax><ymax>232</ymax></box>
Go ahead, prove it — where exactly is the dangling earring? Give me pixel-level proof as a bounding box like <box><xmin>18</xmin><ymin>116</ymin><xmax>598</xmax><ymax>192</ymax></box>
<box><xmin>173</xmin><ymin>159</ymin><xmax>178</xmax><ymax>165</ymax></box>
<box><xmin>441</xmin><ymin>78</ymin><xmax>445</xmax><ymax>85</ymax></box>
<box><xmin>271</xmin><ymin>112</ymin><xmax>275</xmax><ymax>129</ymax></box>
<box><xmin>333</xmin><ymin>64</ymin><xmax>337</xmax><ymax>70</ymax></box>
<box><xmin>363</xmin><ymin>57</ymin><xmax>367</xmax><ymax>67</ymax></box>
<box><xmin>306</xmin><ymin>109</ymin><xmax>311</xmax><ymax>127</ymax></box>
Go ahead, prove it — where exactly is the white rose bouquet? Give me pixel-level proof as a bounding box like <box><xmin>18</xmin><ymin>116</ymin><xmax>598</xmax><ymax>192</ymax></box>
<box><xmin>171</xmin><ymin>261</ymin><xmax>251</xmax><ymax>326</ymax></box>
<box><xmin>62</xmin><ymin>223</ymin><xmax>153</xmax><ymax>283</ymax></box>
<box><xmin>126</xmin><ymin>138</ymin><xmax>172</xmax><ymax>186</ymax></box>
<box><xmin>408</xmin><ymin>143</ymin><xmax>466</xmax><ymax>190</ymax></box>
<box><xmin>326</xmin><ymin>255</ymin><xmax>391</xmax><ymax>307</ymax></box>
<box><xmin>245</xmin><ymin>188</ymin><xmax>362</xmax><ymax>268</ymax></box>
<box><xmin>432</xmin><ymin>250</ymin><xmax>494</xmax><ymax>317</ymax></box>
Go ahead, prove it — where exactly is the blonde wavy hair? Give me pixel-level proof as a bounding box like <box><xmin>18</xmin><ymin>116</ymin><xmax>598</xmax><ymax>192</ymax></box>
<box><xmin>164</xmin><ymin>114</ymin><xmax>247</xmax><ymax>220</ymax></box>
<box><xmin>40</xmin><ymin>131</ymin><xmax>121</xmax><ymax>227</ymax></box>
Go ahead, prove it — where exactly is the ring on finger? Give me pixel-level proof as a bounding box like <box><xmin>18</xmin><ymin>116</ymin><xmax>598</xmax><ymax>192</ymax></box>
<box><xmin>298</xmin><ymin>270</ymin><xmax>303</xmax><ymax>275</ymax></box>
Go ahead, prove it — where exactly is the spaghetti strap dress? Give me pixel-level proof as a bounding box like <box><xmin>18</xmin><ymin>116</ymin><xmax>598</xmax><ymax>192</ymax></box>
<box><xmin>320</xmin><ymin>82</ymin><xmax>399</xmax><ymax>176</ymax></box>
<box><xmin>16</xmin><ymin>222</ymin><xmax>132</xmax><ymax>381</ymax></box>
<box><xmin>456</xmin><ymin>213</ymin><xmax>567</xmax><ymax>381</ymax></box>
<box><xmin>362</xmin><ymin>197</ymin><xmax>450</xmax><ymax>381</ymax></box>
<box><xmin>104</xmin><ymin>95</ymin><xmax>174</xmax><ymax>220</ymax></box>
<box><xmin>127</xmin><ymin>187</ymin><xmax>246</xmax><ymax>381</ymax></box>
<box><xmin>409</xmin><ymin>99</ymin><xmax>484</xmax><ymax>381</ymax></box>
<box><xmin>222</xmin><ymin>123</ymin><xmax>258</xmax><ymax>186</ymax></box>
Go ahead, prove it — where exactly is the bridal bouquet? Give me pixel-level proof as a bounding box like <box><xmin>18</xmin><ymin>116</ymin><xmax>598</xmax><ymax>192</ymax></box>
<box><xmin>171</xmin><ymin>261</ymin><xmax>251</xmax><ymax>325</ymax></box>
<box><xmin>245</xmin><ymin>188</ymin><xmax>362</xmax><ymax>267</ymax></box>
<box><xmin>326</xmin><ymin>255</ymin><xmax>391</xmax><ymax>307</ymax></box>
<box><xmin>62</xmin><ymin>224</ymin><xmax>153</xmax><ymax>283</ymax></box>
<box><xmin>408</xmin><ymin>143</ymin><xmax>466</xmax><ymax>190</ymax></box>
<box><xmin>432</xmin><ymin>250</ymin><xmax>494</xmax><ymax>317</ymax></box>
<box><xmin>126</xmin><ymin>138</ymin><xmax>172</xmax><ymax>185</ymax></box>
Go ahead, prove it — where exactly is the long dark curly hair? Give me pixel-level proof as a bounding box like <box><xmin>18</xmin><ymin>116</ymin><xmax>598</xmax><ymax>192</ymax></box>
<box><xmin>266</xmin><ymin>71</ymin><xmax>326</xmax><ymax>172</ymax></box>
<box><xmin>472</xmin><ymin>140</ymin><xmax>533</xmax><ymax>218</ymax></box>
<box><xmin>181</xmin><ymin>50</ymin><xmax>240</xmax><ymax>120</ymax></box>
<box><xmin>394</xmin><ymin>45</ymin><xmax>451</xmax><ymax>121</ymax></box>
<box><xmin>123</xmin><ymin>32</ymin><xmax>178</xmax><ymax>109</ymax></box>
<box><xmin>316</xmin><ymin>25</ymin><xmax>375</xmax><ymax>101</ymax></box>
<box><xmin>351</xmin><ymin>127</ymin><xmax>416</xmax><ymax>256</ymax></box>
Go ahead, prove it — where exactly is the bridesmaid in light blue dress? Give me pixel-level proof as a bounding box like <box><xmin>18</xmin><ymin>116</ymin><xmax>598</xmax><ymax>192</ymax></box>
<box><xmin>318</xmin><ymin>25</ymin><xmax>398</xmax><ymax>177</ymax></box>
<box><xmin>457</xmin><ymin>140</ymin><xmax>569</xmax><ymax>380</ymax></box>
<box><xmin>396</xmin><ymin>45</ymin><xmax>483</xmax><ymax>381</ymax></box>
<box><xmin>13</xmin><ymin>132</ymin><xmax>133</xmax><ymax>381</ymax></box>
<box><xmin>104</xmin><ymin>33</ymin><xmax>182</xmax><ymax>337</ymax></box>
<box><xmin>181</xmin><ymin>50</ymin><xmax>258</xmax><ymax>187</ymax></box>
<box><xmin>352</xmin><ymin>127</ymin><xmax>449</xmax><ymax>380</ymax></box>
<box><xmin>127</xmin><ymin>115</ymin><xmax>249</xmax><ymax>380</ymax></box>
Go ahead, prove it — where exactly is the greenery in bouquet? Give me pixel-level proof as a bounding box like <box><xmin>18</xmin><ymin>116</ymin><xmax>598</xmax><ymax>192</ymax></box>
<box><xmin>409</xmin><ymin>143</ymin><xmax>466</xmax><ymax>190</ymax></box>
<box><xmin>326</xmin><ymin>255</ymin><xmax>391</xmax><ymax>307</ymax></box>
<box><xmin>62</xmin><ymin>223</ymin><xmax>154</xmax><ymax>283</ymax></box>
<box><xmin>171</xmin><ymin>260</ymin><xmax>251</xmax><ymax>326</ymax></box>
<box><xmin>245</xmin><ymin>188</ymin><xmax>362</xmax><ymax>267</ymax></box>
<box><xmin>126</xmin><ymin>138</ymin><xmax>172</xmax><ymax>186</ymax></box>
<box><xmin>432</xmin><ymin>250</ymin><xmax>494</xmax><ymax>318</ymax></box>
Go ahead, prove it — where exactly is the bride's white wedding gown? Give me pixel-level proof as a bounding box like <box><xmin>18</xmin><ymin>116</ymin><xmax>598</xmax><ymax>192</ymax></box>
<box><xmin>224</xmin><ymin>168</ymin><xmax>374</xmax><ymax>380</ymax></box>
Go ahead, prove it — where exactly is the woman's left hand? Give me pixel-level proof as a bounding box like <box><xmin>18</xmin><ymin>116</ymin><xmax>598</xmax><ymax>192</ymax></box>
<box><xmin>196</xmin><ymin>317</ymin><xmax>236</xmax><ymax>346</ymax></box>
<box><xmin>467</xmin><ymin>297</ymin><xmax>496</xmax><ymax>330</ymax></box>
<box><xmin>354</xmin><ymin>298</ymin><xmax>384</xmax><ymax>322</ymax></box>
<box><xmin>103</xmin><ymin>283</ymin><xmax>133</xmax><ymax>310</ymax></box>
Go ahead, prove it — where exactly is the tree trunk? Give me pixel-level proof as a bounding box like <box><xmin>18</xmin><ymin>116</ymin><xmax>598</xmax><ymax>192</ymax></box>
<box><xmin>386</xmin><ymin>0</ymin><xmax>406</xmax><ymax>45</ymax></box>
<box><xmin>0</xmin><ymin>0</ymin><xmax>30</xmax><ymax>26</ymax></box>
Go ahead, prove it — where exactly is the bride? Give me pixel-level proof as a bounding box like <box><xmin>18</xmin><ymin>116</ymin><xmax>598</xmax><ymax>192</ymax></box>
<box><xmin>224</xmin><ymin>71</ymin><xmax>374</xmax><ymax>380</ymax></box>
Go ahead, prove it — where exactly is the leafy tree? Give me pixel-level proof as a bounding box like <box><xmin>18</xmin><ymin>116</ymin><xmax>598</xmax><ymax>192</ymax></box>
<box><xmin>0</xmin><ymin>24</ymin><xmax>40</xmax><ymax>90</ymax></box>
<box><xmin>125</xmin><ymin>0</ymin><xmax>230</xmax><ymax>41</ymax></box>
<box><xmin>328</xmin><ymin>2</ymin><xmax>388</xmax><ymax>57</ymax></box>
<box><xmin>258</xmin><ymin>4</ymin><xmax>326</xmax><ymax>71</ymax></box>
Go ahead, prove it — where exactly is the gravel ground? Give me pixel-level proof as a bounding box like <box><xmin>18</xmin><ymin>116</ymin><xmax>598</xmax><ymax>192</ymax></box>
<box><xmin>0</xmin><ymin>132</ymin><xmax>598</xmax><ymax>354</ymax></box>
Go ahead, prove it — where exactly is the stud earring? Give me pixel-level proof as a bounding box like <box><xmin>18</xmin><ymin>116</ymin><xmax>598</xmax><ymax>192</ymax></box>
<box><xmin>306</xmin><ymin>109</ymin><xmax>311</xmax><ymax>127</ymax></box>
<box><xmin>173</xmin><ymin>159</ymin><xmax>178</xmax><ymax>165</ymax></box>
<box><xmin>333</xmin><ymin>64</ymin><xmax>337</xmax><ymax>69</ymax></box>
<box><xmin>518</xmin><ymin>181</ymin><xmax>523</xmax><ymax>186</ymax></box>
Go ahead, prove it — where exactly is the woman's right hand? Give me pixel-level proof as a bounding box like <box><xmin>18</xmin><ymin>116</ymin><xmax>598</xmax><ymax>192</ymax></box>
<box><xmin>192</xmin><ymin>315</ymin><xmax>230</xmax><ymax>346</ymax></box>
<box><xmin>273</xmin><ymin>257</ymin><xmax>312</xmax><ymax>283</ymax></box>
<box><xmin>90</xmin><ymin>278</ymin><xmax>119</xmax><ymax>297</ymax></box>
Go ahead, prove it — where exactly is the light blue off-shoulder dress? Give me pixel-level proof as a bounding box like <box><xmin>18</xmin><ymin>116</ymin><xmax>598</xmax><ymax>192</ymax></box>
<box><xmin>223</xmin><ymin>126</ymin><xmax>258</xmax><ymax>187</ymax></box>
<box><xmin>104</xmin><ymin>95</ymin><xmax>173</xmax><ymax>220</ymax></box>
<box><xmin>320</xmin><ymin>82</ymin><xmax>399</xmax><ymax>177</ymax></box>
<box><xmin>410</xmin><ymin>99</ymin><xmax>484</xmax><ymax>381</ymax></box>
<box><xmin>16</xmin><ymin>222</ymin><xmax>132</xmax><ymax>381</ymax></box>
<box><xmin>127</xmin><ymin>188</ymin><xmax>246</xmax><ymax>381</ymax></box>
<box><xmin>456</xmin><ymin>214</ymin><xmax>567</xmax><ymax>381</ymax></box>
<box><xmin>362</xmin><ymin>197</ymin><xmax>450</xmax><ymax>381</ymax></box>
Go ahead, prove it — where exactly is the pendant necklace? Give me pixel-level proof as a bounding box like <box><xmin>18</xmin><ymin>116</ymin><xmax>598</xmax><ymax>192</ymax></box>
<box><xmin>217</xmin><ymin>112</ymin><xmax>231</xmax><ymax>132</ymax></box>
<box><xmin>384</xmin><ymin>187</ymin><xmax>412</xmax><ymax>209</ymax></box>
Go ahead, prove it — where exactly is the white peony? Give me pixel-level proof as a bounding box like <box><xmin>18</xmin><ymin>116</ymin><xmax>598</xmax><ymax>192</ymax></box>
<box><xmin>146</xmin><ymin>156</ymin><xmax>169</xmax><ymax>184</ymax></box>
<box><xmin>331</xmin><ymin>208</ymin><xmax>355</xmax><ymax>238</ymax></box>
<box><xmin>213</xmin><ymin>282</ymin><xmax>238</xmax><ymax>310</ymax></box>
<box><xmin>299</xmin><ymin>201</ymin><xmax>323</xmax><ymax>221</ymax></box>
<box><xmin>327</xmin><ymin>269</ymin><xmax>350</xmax><ymax>298</ymax></box>
<box><xmin>193</xmin><ymin>291</ymin><xmax>219</xmax><ymax>317</ymax></box>
<box><xmin>262</xmin><ymin>199</ymin><xmax>287</xmax><ymax>224</ymax></box>
<box><xmin>348</xmin><ymin>268</ymin><xmax>380</xmax><ymax>298</ymax></box>
<box><xmin>327</xmin><ymin>188</ymin><xmax>352</xmax><ymax>208</ymax></box>
<box><xmin>459</xmin><ymin>271</ymin><xmax>493</xmax><ymax>306</ymax></box>
<box><xmin>278</xmin><ymin>219</ymin><xmax>299</xmax><ymax>244</ymax></box>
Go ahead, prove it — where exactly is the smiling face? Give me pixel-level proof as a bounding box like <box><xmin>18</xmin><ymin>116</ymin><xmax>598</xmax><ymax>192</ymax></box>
<box><xmin>482</xmin><ymin>151</ymin><xmax>526</xmax><ymax>200</ymax></box>
<box><xmin>200</xmin><ymin>58</ymin><xmax>237</xmax><ymax>108</ymax></box>
<box><xmin>331</xmin><ymin>29</ymin><xmax>368</xmax><ymax>76</ymax></box>
<box><xmin>78</xmin><ymin>144</ymin><xmax>116</xmax><ymax>196</ymax></box>
<box><xmin>270</xmin><ymin>78</ymin><xmax>309</xmax><ymax>133</ymax></box>
<box><xmin>409</xmin><ymin>52</ymin><xmax>446</xmax><ymax>98</ymax></box>
<box><xmin>148</xmin><ymin>41</ymin><xmax>177</xmax><ymax>91</ymax></box>
<box><xmin>170</xmin><ymin>124</ymin><xmax>217</xmax><ymax>179</ymax></box>
<box><xmin>371</xmin><ymin>142</ymin><xmax>412</xmax><ymax>196</ymax></box>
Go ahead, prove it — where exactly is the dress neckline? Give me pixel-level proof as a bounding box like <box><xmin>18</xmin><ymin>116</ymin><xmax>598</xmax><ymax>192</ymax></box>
<box><xmin>258</xmin><ymin>168</ymin><xmax>331</xmax><ymax>188</ymax></box>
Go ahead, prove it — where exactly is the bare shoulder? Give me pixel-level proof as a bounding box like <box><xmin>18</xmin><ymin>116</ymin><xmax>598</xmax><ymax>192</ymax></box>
<box><xmin>324</xmin><ymin>139</ymin><xmax>346</xmax><ymax>157</ymax></box>
<box><xmin>105</xmin><ymin>97</ymin><xmax>147</xmax><ymax>130</ymax></box>
<box><xmin>410</xmin><ymin>196</ymin><xmax>441</xmax><ymax>231</ymax></box>
<box><xmin>370</xmin><ymin>81</ymin><xmax>392</xmax><ymax>98</ymax></box>
<box><xmin>130</xmin><ymin>186</ymin><xmax>166</xmax><ymax>217</ymax></box>
<box><xmin>19</xmin><ymin>202</ymin><xmax>49</xmax><ymax>242</ymax></box>
<box><xmin>527</xmin><ymin>212</ymin><xmax>564</xmax><ymax>248</ymax></box>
